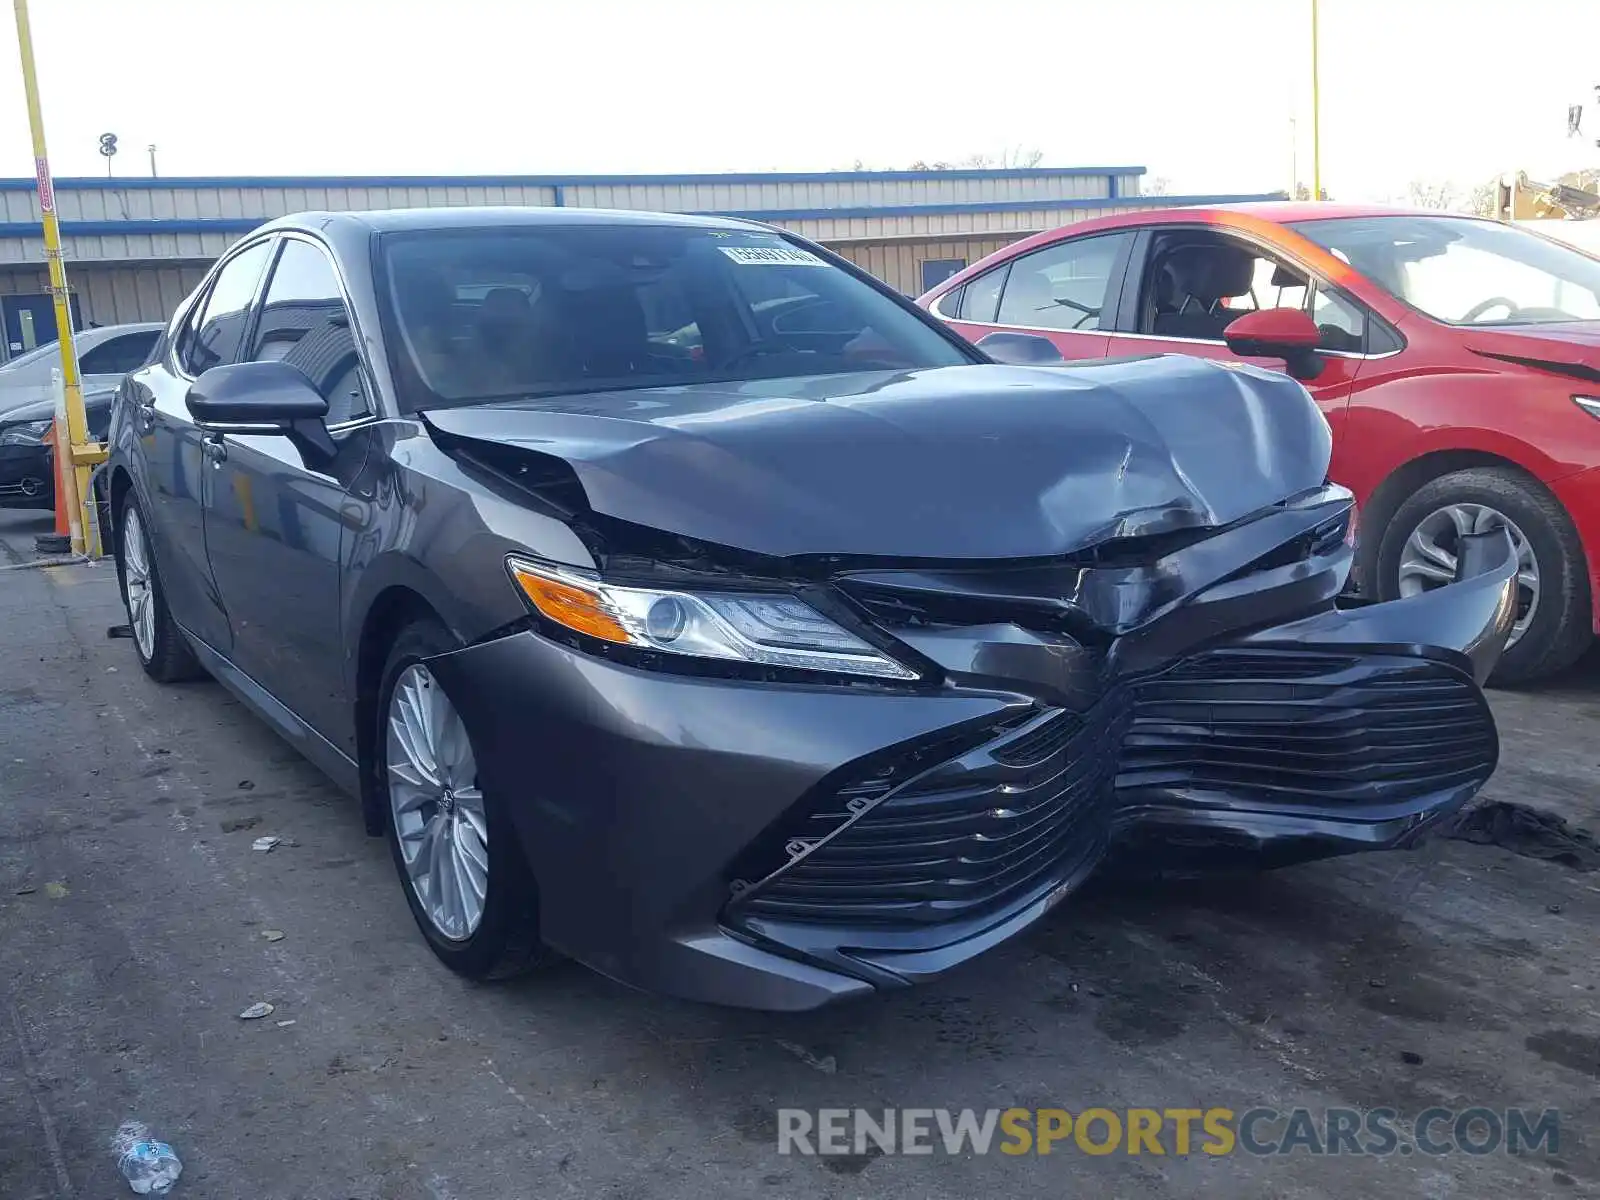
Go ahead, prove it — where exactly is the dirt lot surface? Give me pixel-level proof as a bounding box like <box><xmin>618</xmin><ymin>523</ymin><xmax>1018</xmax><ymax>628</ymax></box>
<box><xmin>2</xmin><ymin>507</ymin><xmax>1597</xmax><ymax>1199</ymax></box>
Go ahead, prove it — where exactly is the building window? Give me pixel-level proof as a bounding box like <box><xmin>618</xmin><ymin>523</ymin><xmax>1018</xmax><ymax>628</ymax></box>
<box><xmin>920</xmin><ymin>258</ymin><xmax>966</xmax><ymax>294</ymax></box>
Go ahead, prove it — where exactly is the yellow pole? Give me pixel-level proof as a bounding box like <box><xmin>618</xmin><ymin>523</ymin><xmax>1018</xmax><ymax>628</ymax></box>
<box><xmin>1305</xmin><ymin>0</ymin><xmax>1318</xmax><ymax>202</ymax></box>
<box><xmin>11</xmin><ymin>0</ymin><xmax>103</xmax><ymax>555</ymax></box>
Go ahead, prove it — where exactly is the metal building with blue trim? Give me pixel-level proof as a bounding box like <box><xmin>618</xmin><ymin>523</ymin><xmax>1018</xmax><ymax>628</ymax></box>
<box><xmin>0</xmin><ymin>166</ymin><xmax>1276</xmax><ymax>354</ymax></box>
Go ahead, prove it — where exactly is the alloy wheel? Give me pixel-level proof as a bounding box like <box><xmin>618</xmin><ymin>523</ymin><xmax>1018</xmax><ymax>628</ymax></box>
<box><xmin>121</xmin><ymin>507</ymin><xmax>156</xmax><ymax>661</ymax></box>
<box><xmin>386</xmin><ymin>663</ymin><xmax>488</xmax><ymax>941</ymax></box>
<box><xmin>1397</xmin><ymin>502</ymin><xmax>1539</xmax><ymax>648</ymax></box>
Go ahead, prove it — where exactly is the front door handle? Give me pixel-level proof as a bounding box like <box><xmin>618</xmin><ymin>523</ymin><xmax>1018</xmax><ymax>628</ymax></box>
<box><xmin>201</xmin><ymin>432</ymin><xmax>227</xmax><ymax>465</ymax></box>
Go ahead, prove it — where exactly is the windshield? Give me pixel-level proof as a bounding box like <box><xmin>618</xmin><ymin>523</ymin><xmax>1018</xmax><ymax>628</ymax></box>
<box><xmin>379</xmin><ymin>224</ymin><xmax>973</xmax><ymax>407</ymax></box>
<box><xmin>1289</xmin><ymin>215</ymin><xmax>1600</xmax><ymax>326</ymax></box>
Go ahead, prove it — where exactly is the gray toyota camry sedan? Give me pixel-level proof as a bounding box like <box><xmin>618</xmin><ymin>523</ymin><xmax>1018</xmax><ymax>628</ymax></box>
<box><xmin>105</xmin><ymin>207</ymin><xmax>1517</xmax><ymax>1010</ymax></box>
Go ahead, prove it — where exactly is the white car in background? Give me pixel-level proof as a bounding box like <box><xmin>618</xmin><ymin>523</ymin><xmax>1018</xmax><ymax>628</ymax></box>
<box><xmin>0</xmin><ymin>322</ymin><xmax>162</xmax><ymax>416</ymax></box>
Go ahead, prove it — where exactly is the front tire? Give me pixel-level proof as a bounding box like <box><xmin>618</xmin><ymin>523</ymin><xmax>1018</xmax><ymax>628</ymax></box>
<box><xmin>1377</xmin><ymin>467</ymin><xmax>1592</xmax><ymax>684</ymax></box>
<box><xmin>118</xmin><ymin>494</ymin><xmax>203</xmax><ymax>683</ymax></box>
<box><xmin>377</xmin><ymin>618</ymin><xmax>547</xmax><ymax>980</ymax></box>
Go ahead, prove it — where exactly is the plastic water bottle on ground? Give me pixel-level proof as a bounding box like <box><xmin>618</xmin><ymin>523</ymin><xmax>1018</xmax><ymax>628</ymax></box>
<box><xmin>112</xmin><ymin>1121</ymin><xmax>182</xmax><ymax>1194</ymax></box>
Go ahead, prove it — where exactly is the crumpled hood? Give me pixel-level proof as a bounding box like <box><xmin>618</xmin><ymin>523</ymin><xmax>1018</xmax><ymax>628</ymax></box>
<box><xmin>420</xmin><ymin>358</ymin><xmax>1332</xmax><ymax>560</ymax></box>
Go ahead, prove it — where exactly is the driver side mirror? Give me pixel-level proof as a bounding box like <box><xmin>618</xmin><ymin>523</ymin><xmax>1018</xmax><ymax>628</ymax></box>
<box><xmin>1222</xmin><ymin>309</ymin><xmax>1325</xmax><ymax>381</ymax></box>
<box><xmin>186</xmin><ymin>360</ymin><xmax>336</xmax><ymax>460</ymax></box>
<box><xmin>976</xmin><ymin>331</ymin><xmax>1066</xmax><ymax>365</ymax></box>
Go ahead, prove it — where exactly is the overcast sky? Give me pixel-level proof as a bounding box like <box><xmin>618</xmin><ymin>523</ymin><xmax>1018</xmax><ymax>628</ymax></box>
<box><xmin>0</xmin><ymin>0</ymin><xmax>1594</xmax><ymax>201</ymax></box>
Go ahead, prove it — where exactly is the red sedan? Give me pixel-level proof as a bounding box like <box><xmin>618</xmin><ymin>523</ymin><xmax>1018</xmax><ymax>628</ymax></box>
<box><xmin>918</xmin><ymin>202</ymin><xmax>1600</xmax><ymax>682</ymax></box>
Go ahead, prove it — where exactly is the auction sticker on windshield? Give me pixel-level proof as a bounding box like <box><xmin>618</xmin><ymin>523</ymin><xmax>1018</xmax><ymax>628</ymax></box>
<box><xmin>719</xmin><ymin>245</ymin><xmax>827</xmax><ymax>267</ymax></box>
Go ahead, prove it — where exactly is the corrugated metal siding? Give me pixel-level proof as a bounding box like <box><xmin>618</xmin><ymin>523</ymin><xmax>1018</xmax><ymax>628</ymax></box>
<box><xmin>11</xmin><ymin>182</ymin><xmax>563</xmax><ymax>222</ymax></box>
<box><xmin>563</xmin><ymin>171</ymin><xmax>1111</xmax><ymax>212</ymax></box>
<box><xmin>0</xmin><ymin>230</ymin><xmax>239</xmax><ymax>265</ymax></box>
<box><xmin>0</xmin><ymin>264</ymin><xmax>207</xmax><ymax>324</ymax></box>
<box><xmin>3</xmin><ymin>172</ymin><xmax>1120</xmax><ymax>226</ymax></box>
<box><xmin>783</xmin><ymin>204</ymin><xmax>1150</xmax><ymax>244</ymax></box>
<box><xmin>831</xmin><ymin>237</ymin><xmax>1022</xmax><ymax>295</ymax></box>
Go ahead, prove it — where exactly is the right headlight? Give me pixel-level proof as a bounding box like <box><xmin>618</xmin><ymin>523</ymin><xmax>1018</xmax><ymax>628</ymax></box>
<box><xmin>508</xmin><ymin>557</ymin><xmax>919</xmax><ymax>681</ymax></box>
<box><xmin>0</xmin><ymin>418</ymin><xmax>51</xmax><ymax>447</ymax></box>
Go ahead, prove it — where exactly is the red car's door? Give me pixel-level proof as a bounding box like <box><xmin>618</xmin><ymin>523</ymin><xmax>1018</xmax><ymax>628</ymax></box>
<box><xmin>937</xmin><ymin>231</ymin><xmax>1135</xmax><ymax>362</ymax></box>
<box><xmin>1108</xmin><ymin>228</ymin><xmax>1369</xmax><ymax>442</ymax></box>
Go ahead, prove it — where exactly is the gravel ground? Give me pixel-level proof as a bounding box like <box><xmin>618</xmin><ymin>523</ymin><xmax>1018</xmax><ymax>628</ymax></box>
<box><xmin>1</xmin><ymin>506</ymin><xmax>1597</xmax><ymax>1200</ymax></box>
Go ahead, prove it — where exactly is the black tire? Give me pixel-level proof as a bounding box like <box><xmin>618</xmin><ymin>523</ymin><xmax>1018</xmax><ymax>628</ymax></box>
<box><xmin>376</xmin><ymin>618</ymin><xmax>548</xmax><ymax>980</ymax></box>
<box><xmin>1376</xmin><ymin>467</ymin><xmax>1592</xmax><ymax>684</ymax></box>
<box><xmin>117</xmin><ymin>493</ymin><xmax>204</xmax><ymax>683</ymax></box>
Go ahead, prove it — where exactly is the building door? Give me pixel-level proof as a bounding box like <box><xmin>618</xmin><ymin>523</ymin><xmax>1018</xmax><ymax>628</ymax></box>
<box><xmin>1</xmin><ymin>292</ymin><xmax>84</xmax><ymax>361</ymax></box>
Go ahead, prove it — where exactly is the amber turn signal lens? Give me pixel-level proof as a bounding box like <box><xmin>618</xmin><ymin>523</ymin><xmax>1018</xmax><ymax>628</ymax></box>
<box><xmin>509</xmin><ymin>562</ymin><xmax>633</xmax><ymax>644</ymax></box>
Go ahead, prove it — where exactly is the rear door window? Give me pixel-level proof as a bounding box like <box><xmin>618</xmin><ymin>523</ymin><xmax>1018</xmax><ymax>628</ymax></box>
<box><xmin>178</xmin><ymin>241</ymin><xmax>274</xmax><ymax>376</ymax></box>
<box><xmin>79</xmin><ymin>330</ymin><xmax>158</xmax><ymax>375</ymax></box>
<box><xmin>995</xmin><ymin>234</ymin><xmax>1130</xmax><ymax>331</ymax></box>
<box><xmin>957</xmin><ymin>266</ymin><xmax>1008</xmax><ymax>323</ymax></box>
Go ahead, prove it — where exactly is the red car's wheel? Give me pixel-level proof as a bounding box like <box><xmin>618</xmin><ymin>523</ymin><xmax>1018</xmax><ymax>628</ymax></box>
<box><xmin>1378</xmin><ymin>467</ymin><xmax>1592</xmax><ymax>684</ymax></box>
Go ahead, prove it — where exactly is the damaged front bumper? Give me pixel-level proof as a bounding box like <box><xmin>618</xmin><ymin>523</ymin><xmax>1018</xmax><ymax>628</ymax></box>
<box><xmin>426</xmin><ymin>500</ymin><xmax>1517</xmax><ymax>1011</ymax></box>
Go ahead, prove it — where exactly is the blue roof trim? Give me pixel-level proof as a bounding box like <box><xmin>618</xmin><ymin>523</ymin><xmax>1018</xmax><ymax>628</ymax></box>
<box><xmin>0</xmin><ymin>195</ymin><xmax>1283</xmax><ymax>242</ymax></box>
<box><xmin>0</xmin><ymin>167</ymin><xmax>1148</xmax><ymax>192</ymax></box>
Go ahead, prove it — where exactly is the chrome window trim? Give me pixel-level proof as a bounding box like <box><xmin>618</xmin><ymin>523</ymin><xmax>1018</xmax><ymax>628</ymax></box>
<box><xmin>1098</xmin><ymin>328</ymin><xmax>1403</xmax><ymax>361</ymax></box>
<box><xmin>199</xmin><ymin>413</ymin><xmax>384</xmax><ymax>437</ymax></box>
<box><xmin>939</xmin><ymin>315</ymin><xmax>1402</xmax><ymax>362</ymax></box>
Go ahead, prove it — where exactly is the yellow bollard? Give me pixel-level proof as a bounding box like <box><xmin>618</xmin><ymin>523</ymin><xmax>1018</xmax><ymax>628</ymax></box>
<box><xmin>12</xmin><ymin>0</ymin><xmax>105</xmax><ymax>556</ymax></box>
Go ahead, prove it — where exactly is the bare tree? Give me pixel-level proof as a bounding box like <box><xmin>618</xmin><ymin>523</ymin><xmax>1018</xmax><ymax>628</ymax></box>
<box><xmin>906</xmin><ymin>147</ymin><xmax>1045</xmax><ymax>171</ymax></box>
<box><xmin>963</xmin><ymin>146</ymin><xmax>1045</xmax><ymax>169</ymax></box>
<box><xmin>1405</xmin><ymin>179</ymin><xmax>1461</xmax><ymax>210</ymax></box>
<box><xmin>1143</xmin><ymin>175</ymin><xmax>1174</xmax><ymax>196</ymax></box>
<box><xmin>1465</xmin><ymin>180</ymin><xmax>1498</xmax><ymax>217</ymax></box>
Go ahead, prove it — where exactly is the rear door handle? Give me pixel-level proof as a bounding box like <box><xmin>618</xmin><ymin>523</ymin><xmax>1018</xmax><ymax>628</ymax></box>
<box><xmin>202</xmin><ymin>432</ymin><xmax>227</xmax><ymax>465</ymax></box>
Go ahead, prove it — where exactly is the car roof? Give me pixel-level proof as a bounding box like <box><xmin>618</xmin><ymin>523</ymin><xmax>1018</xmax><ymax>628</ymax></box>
<box><xmin>1030</xmin><ymin>201</ymin><xmax>1468</xmax><ymax>239</ymax></box>
<box><xmin>922</xmin><ymin>201</ymin><xmax>1490</xmax><ymax>301</ymax></box>
<box><xmin>256</xmin><ymin>206</ymin><xmax>777</xmax><ymax>238</ymax></box>
<box><xmin>1204</xmin><ymin>200</ymin><xmax>1448</xmax><ymax>222</ymax></box>
<box><xmin>81</xmin><ymin>321</ymin><xmax>165</xmax><ymax>336</ymax></box>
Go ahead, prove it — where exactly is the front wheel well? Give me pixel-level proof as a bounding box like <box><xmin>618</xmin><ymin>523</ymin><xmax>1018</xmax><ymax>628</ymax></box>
<box><xmin>107</xmin><ymin>467</ymin><xmax>133</xmax><ymax>557</ymax></box>
<box><xmin>354</xmin><ymin>586</ymin><xmax>448</xmax><ymax>835</ymax></box>
<box><xmin>1353</xmin><ymin>450</ymin><xmax>1546</xmax><ymax>592</ymax></box>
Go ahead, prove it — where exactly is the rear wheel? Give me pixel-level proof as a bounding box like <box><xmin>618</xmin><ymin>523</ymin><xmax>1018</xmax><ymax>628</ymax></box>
<box><xmin>377</xmin><ymin>619</ymin><xmax>547</xmax><ymax>979</ymax></box>
<box><xmin>118</xmin><ymin>495</ymin><xmax>203</xmax><ymax>683</ymax></box>
<box><xmin>1377</xmin><ymin>467</ymin><xmax>1591</xmax><ymax>684</ymax></box>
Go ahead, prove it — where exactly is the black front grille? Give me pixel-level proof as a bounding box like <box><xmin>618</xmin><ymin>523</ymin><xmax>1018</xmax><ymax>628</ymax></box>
<box><xmin>1117</xmin><ymin>649</ymin><xmax>1496</xmax><ymax>805</ymax></box>
<box><xmin>735</xmin><ymin>701</ymin><xmax>1130</xmax><ymax>929</ymax></box>
<box><xmin>731</xmin><ymin>647</ymin><xmax>1493</xmax><ymax>936</ymax></box>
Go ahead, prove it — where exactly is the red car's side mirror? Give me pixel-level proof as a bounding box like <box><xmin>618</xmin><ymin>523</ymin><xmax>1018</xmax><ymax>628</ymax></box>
<box><xmin>1223</xmin><ymin>308</ymin><xmax>1325</xmax><ymax>381</ymax></box>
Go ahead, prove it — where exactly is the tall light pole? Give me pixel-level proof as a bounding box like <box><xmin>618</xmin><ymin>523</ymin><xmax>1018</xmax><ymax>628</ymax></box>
<box><xmin>11</xmin><ymin>0</ymin><xmax>100</xmax><ymax>554</ymax></box>
<box><xmin>1310</xmin><ymin>0</ymin><xmax>1322</xmax><ymax>200</ymax></box>
<box><xmin>1289</xmin><ymin>116</ymin><xmax>1299</xmax><ymax>198</ymax></box>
